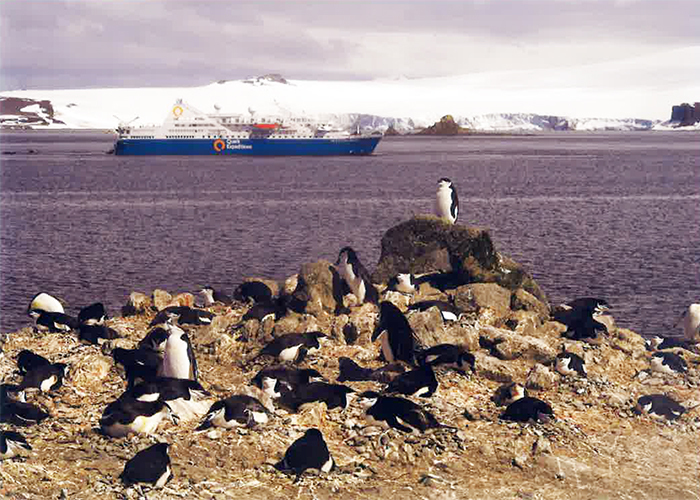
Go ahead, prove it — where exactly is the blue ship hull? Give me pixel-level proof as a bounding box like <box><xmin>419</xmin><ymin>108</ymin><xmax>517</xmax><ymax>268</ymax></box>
<box><xmin>115</xmin><ymin>136</ymin><xmax>381</xmax><ymax>156</ymax></box>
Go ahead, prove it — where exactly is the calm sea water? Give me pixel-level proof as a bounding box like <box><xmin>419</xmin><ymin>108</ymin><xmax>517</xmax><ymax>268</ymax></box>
<box><xmin>1</xmin><ymin>131</ymin><xmax>698</xmax><ymax>337</ymax></box>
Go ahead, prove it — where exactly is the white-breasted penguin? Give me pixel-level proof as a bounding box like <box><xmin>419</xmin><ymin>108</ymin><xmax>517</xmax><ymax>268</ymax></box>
<box><xmin>385</xmin><ymin>364</ymin><xmax>438</xmax><ymax>398</ymax></box>
<box><xmin>126</xmin><ymin>377</ymin><xmax>212</xmax><ymax>422</ymax></box>
<box><xmin>78</xmin><ymin>323</ymin><xmax>120</xmax><ymax>345</ymax></box>
<box><xmin>16</xmin><ymin>349</ymin><xmax>50</xmax><ymax>375</ymax></box>
<box><xmin>196</xmin><ymin>394</ymin><xmax>270</xmax><ymax>430</ymax></box>
<box><xmin>492</xmin><ymin>382</ymin><xmax>528</xmax><ymax>406</ymax></box>
<box><xmin>138</xmin><ymin>327</ymin><xmax>169</xmax><ymax>353</ymax></box>
<box><xmin>250</xmin><ymin>366</ymin><xmax>324</xmax><ymax>397</ymax></box>
<box><xmin>337</xmin><ymin>357</ymin><xmax>407</xmax><ymax>384</ymax></box>
<box><xmin>634</xmin><ymin>394</ymin><xmax>686</xmax><ymax>421</ymax></box>
<box><xmin>274</xmin><ymin>428</ymin><xmax>334</xmax><ymax>483</ymax></box>
<box><xmin>18</xmin><ymin>362</ymin><xmax>68</xmax><ymax>392</ymax></box>
<box><xmin>553</xmin><ymin>297</ymin><xmax>611</xmax><ymax>341</ymax></box>
<box><xmin>372</xmin><ymin>301</ymin><xmax>419</xmax><ymax>364</ymax></box>
<box><xmin>120</xmin><ymin>442</ymin><xmax>174</xmax><ymax>488</ymax></box>
<box><xmin>27</xmin><ymin>292</ymin><xmax>64</xmax><ymax>318</ymax></box>
<box><xmin>158</xmin><ymin>319</ymin><xmax>198</xmax><ymax>381</ymax></box>
<box><xmin>500</xmin><ymin>397</ymin><xmax>554</xmax><ymax>423</ymax></box>
<box><xmin>645</xmin><ymin>336</ymin><xmax>694</xmax><ymax>352</ymax></box>
<box><xmin>199</xmin><ymin>286</ymin><xmax>232</xmax><ymax>306</ymax></box>
<box><xmin>150</xmin><ymin>306</ymin><xmax>214</xmax><ymax>327</ymax></box>
<box><xmin>0</xmin><ymin>430</ymin><xmax>32</xmax><ymax>460</ymax></box>
<box><xmin>77</xmin><ymin>302</ymin><xmax>107</xmax><ymax>325</ymax></box>
<box><xmin>100</xmin><ymin>396</ymin><xmax>178</xmax><ymax>437</ymax></box>
<box><xmin>256</xmin><ymin>332</ymin><xmax>327</xmax><ymax>364</ymax></box>
<box><xmin>335</xmin><ymin>247</ymin><xmax>379</xmax><ymax>305</ymax></box>
<box><xmin>34</xmin><ymin>311</ymin><xmax>79</xmax><ymax>333</ymax></box>
<box><xmin>408</xmin><ymin>300</ymin><xmax>461</xmax><ymax>322</ymax></box>
<box><xmin>357</xmin><ymin>391</ymin><xmax>455</xmax><ymax>433</ymax></box>
<box><xmin>650</xmin><ymin>351</ymin><xmax>688</xmax><ymax>375</ymax></box>
<box><xmin>435</xmin><ymin>177</ymin><xmax>459</xmax><ymax>224</ymax></box>
<box><xmin>555</xmin><ymin>352</ymin><xmax>587</xmax><ymax>378</ymax></box>
<box><xmin>277</xmin><ymin>382</ymin><xmax>355</xmax><ymax>412</ymax></box>
<box><xmin>385</xmin><ymin>273</ymin><xmax>417</xmax><ymax>295</ymax></box>
<box><xmin>675</xmin><ymin>303</ymin><xmax>700</xmax><ymax>341</ymax></box>
<box><xmin>418</xmin><ymin>344</ymin><xmax>475</xmax><ymax>372</ymax></box>
<box><xmin>234</xmin><ymin>281</ymin><xmax>273</xmax><ymax>304</ymax></box>
<box><xmin>0</xmin><ymin>385</ymin><xmax>50</xmax><ymax>425</ymax></box>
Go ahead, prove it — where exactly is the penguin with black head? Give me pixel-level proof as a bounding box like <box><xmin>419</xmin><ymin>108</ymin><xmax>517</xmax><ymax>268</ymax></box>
<box><xmin>335</xmin><ymin>247</ymin><xmax>379</xmax><ymax>305</ymax></box>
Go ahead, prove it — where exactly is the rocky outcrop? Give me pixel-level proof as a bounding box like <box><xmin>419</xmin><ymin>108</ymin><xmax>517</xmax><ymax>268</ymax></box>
<box><xmin>417</xmin><ymin>115</ymin><xmax>469</xmax><ymax>135</ymax></box>
<box><xmin>373</xmin><ymin>216</ymin><xmax>547</xmax><ymax>303</ymax></box>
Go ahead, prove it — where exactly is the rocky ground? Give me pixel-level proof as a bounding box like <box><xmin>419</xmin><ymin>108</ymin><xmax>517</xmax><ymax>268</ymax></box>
<box><xmin>1</xmin><ymin>218</ymin><xmax>699</xmax><ymax>500</ymax></box>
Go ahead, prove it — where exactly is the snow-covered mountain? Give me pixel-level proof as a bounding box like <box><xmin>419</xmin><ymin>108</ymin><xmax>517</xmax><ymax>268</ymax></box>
<box><xmin>1</xmin><ymin>46</ymin><xmax>699</xmax><ymax>133</ymax></box>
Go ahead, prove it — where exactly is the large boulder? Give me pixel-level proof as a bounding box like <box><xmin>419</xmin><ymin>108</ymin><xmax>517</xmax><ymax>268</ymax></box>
<box><xmin>289</xmin><ymin>260</ymin><xmax>344</xmax><ymax>317</ymax></box>
<box><xmin>372</xmin><ymin>216</ymin><xmax>546</xmax><ymax>302</ymax></box>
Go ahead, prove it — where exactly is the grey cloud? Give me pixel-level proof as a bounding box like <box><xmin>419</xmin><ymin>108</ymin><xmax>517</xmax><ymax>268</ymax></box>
<box><xmin>1</xmin><ymin>0</ymin><xmax>698</xmax><ymax>90</ymax></box>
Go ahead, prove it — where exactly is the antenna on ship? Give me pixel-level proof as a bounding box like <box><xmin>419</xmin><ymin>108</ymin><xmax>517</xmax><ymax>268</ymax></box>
<box><xmin>113</xmin><ymin>115</ymin><xmax>139</xmax><ymax>126</ymax></box>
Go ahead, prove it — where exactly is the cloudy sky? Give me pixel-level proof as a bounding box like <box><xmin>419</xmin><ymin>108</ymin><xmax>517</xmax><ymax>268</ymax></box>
<box><xmin>1</xmin><ymin>0</ymin><xmax>698</xmax><ymax>91</ymax></box>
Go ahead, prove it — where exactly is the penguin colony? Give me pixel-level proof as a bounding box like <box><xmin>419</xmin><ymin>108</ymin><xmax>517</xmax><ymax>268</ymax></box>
<box><xmin>1</xmin><ymin>183</ymin><xmax>699</xmax><ymax>496</ymax></box>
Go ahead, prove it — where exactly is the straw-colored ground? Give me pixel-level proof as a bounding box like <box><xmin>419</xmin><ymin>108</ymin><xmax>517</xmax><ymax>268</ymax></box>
<box><xmin>1</xmin><ymin>299</ymin><xmax>699</xmax><ymax>500</ymax></box>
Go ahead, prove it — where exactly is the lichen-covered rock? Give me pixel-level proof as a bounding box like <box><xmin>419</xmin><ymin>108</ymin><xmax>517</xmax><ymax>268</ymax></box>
<box><xmin>290</xmin><ymin>260</ymin><xmax>343</xmax><ymax>317</ymax></box>
<box><xmin>525</xmin><ymin>363</ymin><xmax>557</xmax><ymax>390</ymax></box>
<box><xmin>610</xmin><ymin>328</ymin><xmax>647</xmax><ymax>359</ymax></box>
<box><xmin>152</xmin><ymin>289</ymin><xmax>173</xmax><ymax>311</ymax></box>
<box><xmin>454</xmin><ymin>283</ymin><xmax>512</xmax><ymax>325</ymax></box>
<box><xmin>473</xmin><ymin>352</ymin><xmax>515</xmax><ymax>382</ymax></box>
<box><xmin>372</xmin><ymin>217</ymin><xmax>546</xmax><ymax>301</ymax></box>
<box><xmin>480</xmin><ymin>326</ymin><xmax>557</xmax><ymax>363</ymax></box>
<box><xmin>168</xmin><ymin>292</ymin><xmax>195</xmax><ymax>308</ymax></box>
<box><xmin>406</xmin><ymin>308</ymin><xmax>445</xmax><ymax>347</ymax></box>
<box><xmin>122</xmin><ymin>292</ymin><xmax>151</xmax><ymax>316</ymax></box>
<box><xmin>511</xmin><ymin>288</ymin><xmax>550</xmax><ymax>319</ymax></box>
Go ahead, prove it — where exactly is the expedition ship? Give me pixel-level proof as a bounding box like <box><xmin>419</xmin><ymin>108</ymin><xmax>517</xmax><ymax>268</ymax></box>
<box><xmin>114</xmin><ymin>100</ymin><xmax>382</xmax><ymax>156</ymax></box>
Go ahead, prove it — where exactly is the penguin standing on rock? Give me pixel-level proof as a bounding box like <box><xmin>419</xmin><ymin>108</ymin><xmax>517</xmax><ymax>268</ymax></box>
<box><xmin>335</xmin><ymin>247</ymin><xmax>379</xmax><ymax>305</ymax></box>
<box><xmin>120</xmin><ymin>442</ymin><xmax>173</xmax><ymax>488</ymax></box>
<box><xmin>274</xmin><ymin>428</ymin><xmax>334</xmax><ymax>483</ymax></box>
<box><xmin>372</xmin><ymin>302</ymin><xmax>418</xmax><ymax>364</ymax></box>
<box><xmin>199</xmin><ymin>286</ymin><xmax>232</xmax><ymax>306</ymax></box>
<box><xmin>435</xmin><ymin>178</ymin><xmax>459</xmax><ymax>224</ymax></box>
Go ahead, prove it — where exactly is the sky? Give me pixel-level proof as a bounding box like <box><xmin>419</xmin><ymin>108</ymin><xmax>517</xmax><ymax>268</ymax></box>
<box><xmin>1</xmin><ymin>0</ymin><xmax>699</xmax><ymax>91</ymax></box>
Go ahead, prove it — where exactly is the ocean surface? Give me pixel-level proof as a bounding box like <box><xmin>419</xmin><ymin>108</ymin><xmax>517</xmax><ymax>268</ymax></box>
<box><xmin>0</xmin><ymin>131</ymin><xmax>698</xmax><ymax>337</ymax></box>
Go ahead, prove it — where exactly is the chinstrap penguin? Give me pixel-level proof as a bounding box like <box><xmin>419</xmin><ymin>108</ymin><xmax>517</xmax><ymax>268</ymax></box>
<box><xmin>553</xmin><ymin>297</ymin><xmax>611</xmax><ymax>341</ymax></box>
<box><xmin>196</xmin><ymin>394</ymin><xmax>270</xmax><ymax>430</ymax></box>
<box><xmin>256</xmin><ymin>332</ymin><xmax>327</xmax><ymax>364</ymax></box>
<box><xmin>675</xmin><ymin>304</ymin><xmax>700</xmax><ymax>341</ymax></box>
<box><xmin>1</xmin><ymin>385</ymin><xmax>50</xmax><ymax>425</ymax></box>
<box><xmin>234</xmin><ymin>281</ymin><xmax>273</xmax><ymax>304</ymax></box>
<box><xmin>634</xmin><ymin>394</ymin><xmax>686</xmax><ymax>421</ymax></box>
<box><xmin>492</xmin><ymin>382</ymin><xmax>528</xmax><ymax>406</ymax></box>
<box><xmin>385</xmin><ymin>363</ymin><xmax>438</xmax><ymax>398</ymax></box>
<box><xmin>337</xmin><ymin>357</ymin><xmax>406</xmax><ymax>384</ymax></box>
<box><xmin>645</xmin><ymin>336</ymin><xmax>694</xmax><ymax>352</ymax></box>
<box><xmin>385</xmin><ymin>273</ymin><xmax>417</xmax><ymax>295</ymax></box>
<box><xmin>335</xmin><ymin>247</ymin><xmax>379</xmax><ymax>305</ymax></box>
<box><xmin>158</xmin><ymin>318</ymin><xmax>198</xmax><ymax>381</ymax></box>
<box><xmin>372</xmin><ymin>301</ymin><xmax>419</xmax><ymax>364</ymax></box>
<box><xmin>34</xmin><ymin>311</ymin><xmax>79</xmax><ymax>333</ymax></box>
<box><xmin>126</xmin><ymin>377</ymin><xmax>212</xmax><ymax>422</ymax></box>
<box><xmin>555</xmin><ymin>352</ymin><xmax>587</xmax><ymax>378</ymax></box>
<box><xmin>18</xmin><ymin>362</ymin><xmax>68</xmax><ymax>392</ymax></box>
<box><xmin>77</xmin><ymin>302</ymin><xmax>107</xmax><ymax>325</ymax></box>
<box><xmin>112</xmin><ymin>347</ymin><xmax>162</xmax><ymax>388</ymax></box>
<box><xmin>199</xmin><ymin>286</ymin><xmax>232</xmax><ymax>306</ymax></box>
<box><xmin>417</xmin><ymin>344</ymin><xmax>475</xmax><ymax>372</ymax></box>
<box><xmin>27</xmin><ymin>292</ymin><xmax>64</xmax><ymax>318</ymax></box>
<box><xmin>0</xmin><ymin>430</ymin><xmax>32</xmax><ymax>460</ymax></box>
<box><xmin>500</xmin><ymin>397</ymin><xmax>554</xmax><ymax>423</ymax></box>
<box><xmin>120</xmin><ymin>442</ymin><xmax>174</xmax><ymax>488</ymax></box>
<box><xmin>277</xmin><ymin>382</ymin><xmax>354</xmax><ymax>412</ymax></box>
<box><xmin>150</xmin><ymin>306</ymin><xmax>214</xmax><ymax>327</ymax></box>
<box><xmin>274</xmin><ymin>428</ymin><xmax>334</xmax><ymax>483</ymax></box>
<box><xmin>357</xmin><ymin>391</ymin><xmax>455</xmax><ymax>433</ymax></box>
<box><xmin>408</xmin><ymin>300</ymin><xmax>461</xmax><ymax>322</ymax></box>
<box><xmin>435</xmin><ymin>178</ymin><xmax>459</xmax><ymax>224</ymax></box>
<box><xmin>250</xmin><ymin>366</ymin><xmax>324</xmax><ymax>397</ymax></box>
<box><xmin>650</xmin><ymin>351</ymin><xmax>687</xmax><ymax>375</ymax></box>
<box><xmin>16</xmin><ymin>350</ymin><xmax>50</xmax><ymax>375</ymax></box>
<box><xmin>100</xmin><ymin>396</ymin><xmax>178</xmax><ymax>437</ymax></box>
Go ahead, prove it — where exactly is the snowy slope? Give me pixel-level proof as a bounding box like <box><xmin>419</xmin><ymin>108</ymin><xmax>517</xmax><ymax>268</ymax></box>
<box><xmin>1</xmin><ymin>46</ymin><xmax>698</xmax><ymax>131</ymax></box>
